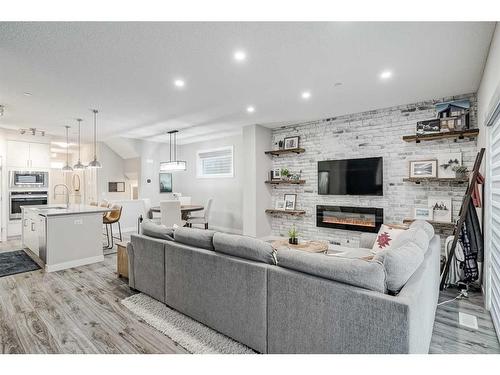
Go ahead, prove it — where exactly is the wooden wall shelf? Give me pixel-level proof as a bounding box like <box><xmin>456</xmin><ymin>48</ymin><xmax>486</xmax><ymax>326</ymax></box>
<box><xmin>402</xmin><ymin>129</ymin><xmax>479</xmax><ymax>143</ymax></box>
<box><xmin>264</xmin><ymin>148</ymin><xmax>305</xmax><ymax>156</ymax></box>
<box><xmin>403</xmin><ymin>177</ymin><xmax>469</xmax><ymax>184</ymax></box>
<box><xmin>403</xmin><ymin>219</ymin><xmax>455</xmax><ymax>231</ymax></box>
<box><xmin>265</xmin><ymin>180</ymin><xmax>306</xmax><ymax>185</ymax></box>
<box><xmin>265</xmin><ymin>209</ymin><xmax>306</xmax><ymax>216</ymax></box>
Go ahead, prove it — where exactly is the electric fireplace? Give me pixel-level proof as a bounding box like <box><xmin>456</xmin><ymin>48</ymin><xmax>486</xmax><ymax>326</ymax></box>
<box><xmin>316</xmin><ymin>205</ymin><xmax>383</xmax><ymax>233</ymax></box>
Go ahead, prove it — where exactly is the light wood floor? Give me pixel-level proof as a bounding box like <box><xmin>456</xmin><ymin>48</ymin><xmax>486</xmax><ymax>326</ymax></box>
<box><xmin>0</xmin><ymin>239</ymin><xmax>499</xmax><ymax>354</ymax></box>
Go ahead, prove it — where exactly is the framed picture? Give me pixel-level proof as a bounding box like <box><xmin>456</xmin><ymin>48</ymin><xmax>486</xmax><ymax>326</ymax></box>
<box><xmin>159</xmin><ymin>173</ymin><xmax>173</xmax><ymax>193</ymax></box>
<box><xmin>409</xmin><ymin>160</ymin><xmax>437</xmax><ymax>178</ymax></box>
<box><xmin>271</xmin><ymin>168</ymin><xmax>281</xmax><ymax>180</ymax></box>
<box><xmin>275</xmin><ymin>200</ymin><xmax>286</xmax><ymax>210</ymax></box>
<box><xmin>437</xmin><ymin>152</ymin><xmax>462</xmax><ymax>178</ymax></box>
<box><xmin>428</xmin><ymin>196</ymin><xmax>452</xmax><ymax>223</ymax></box>
<box><xmin>284</xmin><ymin>136</ymin><xmax>299</xmax><ymax>150</ymax></box>
<box><xmin>284</xmin><ymin>193</ymin><xmax>297</xmax><ymax>210</ymax></box>
<box><xmin>436</xmin><ymin>99</ymin><xmax>470</xmax><ymax>132</ymax></box>
<box><xmin>413</xmin><ymin>207</ymin><xmax>433</xmax><ymax>221</ymax></box>
<box><xmin>108</xmin><ymin>182</ymin><xmax>125</xmax><ymax>192</ymax></box>
<box><xmin>416</xmin><ymin>119</ymin><xmax>440</xmax><ymax>135</ymax></box>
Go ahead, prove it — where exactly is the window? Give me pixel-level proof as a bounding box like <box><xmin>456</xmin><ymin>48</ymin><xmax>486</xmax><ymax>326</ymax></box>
<box><xmin>196</xmin><ymin>146</ymin><xmax>234</xmax><ymax>178</ymax></box>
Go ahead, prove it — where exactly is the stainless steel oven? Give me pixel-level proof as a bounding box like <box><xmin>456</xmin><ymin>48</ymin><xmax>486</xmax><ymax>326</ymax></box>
<box><xmin>9</xmin><ymin>191</ymin><xmax>48</xmax><ymax>220</ymax></box>
<box><xmin>9</xmin><ymin>170</ymin><xmax>49</xmax><ymax>189</ymax></box>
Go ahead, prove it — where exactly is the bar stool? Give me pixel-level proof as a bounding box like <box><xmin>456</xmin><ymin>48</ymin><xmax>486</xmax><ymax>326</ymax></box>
<box><xmin>103</xmin><ymin>204</ymin><xmax>123</xmax><ymax>249</ymax></box>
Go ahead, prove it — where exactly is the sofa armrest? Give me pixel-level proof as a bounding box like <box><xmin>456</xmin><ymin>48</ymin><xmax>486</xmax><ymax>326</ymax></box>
<box><xmin>127</xmin><ymin>242</ymin><xmax>136</xmax><ymax>289</ymax></box>
<box><xmin>359</xmin><ymin>233</ymin><xmax>377</xmax><ymax>249</ymax></box>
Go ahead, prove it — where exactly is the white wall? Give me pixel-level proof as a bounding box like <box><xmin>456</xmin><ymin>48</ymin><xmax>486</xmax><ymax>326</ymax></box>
<box><xmin>477</xmin><ymin>23</ymin><xmax>500</xmax><ymax>309</ymax></box>
<box><xmin>96</xmin><ymin>142</ymin><xmax>132</xmax><ymax>201</ymax></box>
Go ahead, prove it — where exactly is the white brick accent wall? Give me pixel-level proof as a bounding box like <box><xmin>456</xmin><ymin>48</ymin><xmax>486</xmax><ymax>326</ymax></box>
<box><xmin>269</xmin><ymin>93</ymin><xmax>478</xmax><ymax>250</ymax></box>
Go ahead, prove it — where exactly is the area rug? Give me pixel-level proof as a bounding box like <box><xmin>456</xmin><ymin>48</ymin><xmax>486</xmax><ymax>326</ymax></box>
<box><xmin>0</xmin><ymin>250</ymin><xmax>41</xmax><ymax>278</ymax></box>
<box><xmin>121</xmin><ymin>293</ymin><xmax>255</xmax><ymax>354</ymax></box>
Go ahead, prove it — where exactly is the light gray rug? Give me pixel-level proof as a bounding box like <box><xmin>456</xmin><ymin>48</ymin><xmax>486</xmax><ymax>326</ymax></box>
<box><xmin>121</xmin><ymin>293</ymin><xmax>255</xmax><ymax>354</ymax></box>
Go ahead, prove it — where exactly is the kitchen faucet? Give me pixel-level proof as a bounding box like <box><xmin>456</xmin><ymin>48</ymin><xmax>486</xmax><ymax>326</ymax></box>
<box><xmin>53</xmin><ymin>184</ymin><xmax>70</xmax><ymax>208</ymax></box>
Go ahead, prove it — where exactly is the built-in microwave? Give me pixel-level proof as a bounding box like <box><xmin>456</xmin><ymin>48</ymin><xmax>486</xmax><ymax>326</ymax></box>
<box><xmin>9</xmin><ymin>170</ymin><xmax>49</xmax><ymax>189</ymax></box>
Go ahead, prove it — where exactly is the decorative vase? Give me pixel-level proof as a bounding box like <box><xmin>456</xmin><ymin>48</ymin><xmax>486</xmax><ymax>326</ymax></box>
<box><xmin>455</xmin><ymin>171</ymin><xmax>468</xmax><ymax>179</ymax></box>
<box><xmin>289</xmin><ymin>237</ymin><xmax>298</xmax><ymax>245</ymax></box>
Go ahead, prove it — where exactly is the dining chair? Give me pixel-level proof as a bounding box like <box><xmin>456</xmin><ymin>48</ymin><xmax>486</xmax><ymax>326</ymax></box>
<box><xmin>179</xmin><ymin>196</ymin><xmax>192</xmax><ymax>205</ymax></box>
<box><xmin>103</xmin><ymin>204</ymin><xmax>123</xmax><ymax>249</ymax></box>
<box><xmin>186</xmin><ymin>198</ymin><xmax>213</xmax><ymax>230</ymax></box>
<box><xmin>160</xmin><ymin>200</ymin><xmax>184</xmax><ymax>227</ymax></box>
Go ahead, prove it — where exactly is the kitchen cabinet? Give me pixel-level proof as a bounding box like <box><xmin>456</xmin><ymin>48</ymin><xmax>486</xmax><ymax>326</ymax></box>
<box><xmin>21</xmin><ymin>208</ymin><xmax>43</xmax><ymax>256</ymax></box>
<box><xmin>7</xmin><ymin>140</ymin><xmax>50</xmax><ymax>169</ymax></box>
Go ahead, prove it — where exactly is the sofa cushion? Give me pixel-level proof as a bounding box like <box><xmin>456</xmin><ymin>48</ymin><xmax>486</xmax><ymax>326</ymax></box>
<box><xmin>277</xmin><ymin>249</ymin><xmax>386</xmax><ymax>293</ymax></box>
<box><xmin>174</xmin><ymin>227</ymin><xmax>216</xmax><ymax>250</ymax></box>
<box><xmin>390</xmin><ymin>227</ymin><xmax>429</xmax><ymax>253</ymax></box>
<box><xmin>409</xmin><ymin>220</ymin><xmax>435</xmax><ymax>242</ymax></box>
<box><xmin>213</xmin><ymin>232</ymin><xmax>276</xmax><ymax>265</ymax></box>
<box><xmin>371</xmin><ymin>224</ymin><xmax>406</xmax><ymax>253</ymax></box>
<box><xmin>373</xmin><ymin>241</ymin><xmax>424</xmax><ymax>293</ymax></box>
<box><xmin>141</xmin><ymin>219</ymin><xmax>174</xmax><ymax>241</ymax></box>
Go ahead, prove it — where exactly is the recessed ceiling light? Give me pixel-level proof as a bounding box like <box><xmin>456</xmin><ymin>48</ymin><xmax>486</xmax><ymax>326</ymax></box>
<box><xmin>174</xmin><ymin>79</ymin><xmax>185</xmax><ymax>88</ymax></box>
<box><xmin>23</xmin><ymin>92</ymin><xmax>32</xmax><ymax>96</ymax></box>
<box><xmin>301</xmin><ymin>91</ymin><xmax>311</xmax><ymax>100</ymax></box>
<box><xmin>234</xmin><ymin>50</ymin><xmax>246</xmax><ymax>62</ymax></box>
<box><xmin>334</xmin><ymin>82</ymin><xmax>343</xmax><ymax>87</ymax></box>
<box><xmin>246</xmin><ymin>106</ymin><xmax>255</xmax><ymax>113</ymax></box>
<box><xmin>379</xmin><ymin>70</ymin><xmax>393</xmax><ymax>80</ymax></box>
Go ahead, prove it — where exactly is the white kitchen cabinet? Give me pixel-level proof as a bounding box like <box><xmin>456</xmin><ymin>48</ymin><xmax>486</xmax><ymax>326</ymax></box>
<box><xmin>7</xmin><ymin>140</ymin><xmax>50</xmax><ymax>169</ymax></box>
<box><xmin>21</xmin><ymin>208</ymin><xmax>41</xmax><ymax>256</ymax></box>
<box><xmin>29</xmin><ymin>142</ymin><xmax>51</xmax><ymax>168</ymax></box>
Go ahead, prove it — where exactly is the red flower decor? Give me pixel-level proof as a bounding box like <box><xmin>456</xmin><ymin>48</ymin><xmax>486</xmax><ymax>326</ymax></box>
<box><xmin>377</xmin><ymin>231</ymin><xmax>392</xmax><ymax>249</ymax></box>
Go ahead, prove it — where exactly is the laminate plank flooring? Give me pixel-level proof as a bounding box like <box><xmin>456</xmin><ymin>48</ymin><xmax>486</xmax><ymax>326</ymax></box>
<box><xmin>0</xmin><ymin>237</ymin><xmax>499</xmax><ymax>354</ymax></box>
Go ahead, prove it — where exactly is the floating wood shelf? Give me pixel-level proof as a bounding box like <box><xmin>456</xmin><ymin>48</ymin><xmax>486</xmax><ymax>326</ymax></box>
<box><xmin>402</xmin><ymin>129</ymin><xmax>479</xmax><ymax>143</ymax></box>
<box><xmin>265</xmin><ymin>180</ymin><xmax>306</xmax><ymax>185</ymax></box>
<box><xmin>264</xmin><ymin>148</ymin><xmax>305</xmax><ymax>156</ymax></box>
<box><xmin>403</xmin><ymin>219</ymin><xmax>455</xmax><ymax>231</ymax></box>
<box><xmin>403</xmin><ymin>177</ymin><xmax>469</xmax><ymax>184</ymax></box>
<box><xmin>265</xmin><ymin>209</ymin><xmax>306</xmax><ymax>216</ymax></box>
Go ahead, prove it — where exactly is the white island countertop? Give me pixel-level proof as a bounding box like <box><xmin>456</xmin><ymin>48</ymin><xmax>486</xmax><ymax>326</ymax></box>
<box><xmin>25</xmin><ymin>204</ymin><xmax>112</xmax><ymax>217</ymax></box>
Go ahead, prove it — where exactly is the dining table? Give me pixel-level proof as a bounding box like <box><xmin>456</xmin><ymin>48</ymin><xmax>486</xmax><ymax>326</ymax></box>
<box><xmin>149</xmin><ymin>204</ymin><xmax>204</xmax><ymax>220</ymax></box>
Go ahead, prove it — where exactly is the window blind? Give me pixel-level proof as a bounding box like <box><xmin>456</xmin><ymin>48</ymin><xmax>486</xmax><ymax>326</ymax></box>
<box><xmin>490</xmin><ymin>116</ymin><xmax>500</xmax><ymax>339</ymax></box>
<box><xmin>197</xmin><ymin>146</ymin><xmax>233</xmax><ymax>178</ymax></box>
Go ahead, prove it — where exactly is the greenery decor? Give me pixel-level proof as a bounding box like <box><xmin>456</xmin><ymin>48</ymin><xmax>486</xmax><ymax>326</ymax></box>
<box><xmin>288</xmin><ymin>225</ymin><xmax>299</xmax><ymax>245</ymax></box>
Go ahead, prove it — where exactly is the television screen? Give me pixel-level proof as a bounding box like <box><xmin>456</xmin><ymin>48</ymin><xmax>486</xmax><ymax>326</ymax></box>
<box><xmin>318</xmin><ymin>157</ymin><xmax>383</xmax><ymax>196</ymax></box>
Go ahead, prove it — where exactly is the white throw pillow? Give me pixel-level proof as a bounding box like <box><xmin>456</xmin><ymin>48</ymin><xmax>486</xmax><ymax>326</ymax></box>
<box><xmin>371</xmin><ymin>224</ymin><xmax>406</xmax><ymax>253</ymax></box>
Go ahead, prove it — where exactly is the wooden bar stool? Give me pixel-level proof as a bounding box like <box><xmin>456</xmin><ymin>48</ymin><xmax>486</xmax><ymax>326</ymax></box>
<box><xmin>103</xmin><ymin>204</ymin><xmax>123</xmax><ymax>249</ymax></box>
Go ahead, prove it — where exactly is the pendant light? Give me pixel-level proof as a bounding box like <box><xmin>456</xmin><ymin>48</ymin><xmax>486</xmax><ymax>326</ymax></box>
<box><xmin>61</xmin><ymin>125</ymin><xmax>73</xmax><ymax>173</ymax></box>
<box><xmin>87</xmin><ymin>109</ymin><xmax>102</xmax><ymax>168</ymax></box>
<box><xmin>160</xmin><ymin>130</ymin><xmax>187</xmax><ymax>171</ymax></box>
<box><xmin>73</xmin><ymin>118</ymin><xmax>86</xmax><ymax>170</ymax></box>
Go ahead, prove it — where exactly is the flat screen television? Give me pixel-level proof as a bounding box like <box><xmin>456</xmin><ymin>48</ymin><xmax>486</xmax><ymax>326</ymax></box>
<box><xmin>318</xmin><ymin>157</ymin><xmax>383</xmax><ymax>196</ymax></box>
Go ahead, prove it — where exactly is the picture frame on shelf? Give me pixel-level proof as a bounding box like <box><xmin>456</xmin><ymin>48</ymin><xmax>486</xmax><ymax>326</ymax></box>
<box><xmin>416</xmin><ymin>119</ymin><xmax>440</xmax><ymax>135</ymax></box>
<box><xmin>409</xmin><ymin>160</ymin><xmax>438</xmax><ymax>178</ymax></box>
<box><xmin>428</xmin><ymin>196</ymin><xmax>452</xmax><ymax>223</ymax></box>
<box><xmin>271</xmin><ymin>168</ymin><xmax>281</xmax><ymax>180</ymax></box>
<box><xmin>284</xmin><ymin>136</ymin><xmax>300</xmax><ymax>150</ymax></box>
<box><xmin>275</xmin><ymin>200</ymin><xmax>286</xmax><ymax>210</ymax></box>
<box><xmin>284</xmin><ymin>193</ymin><xmax>297</xmax><ymax>210</ymax></box>
<box><xmin>437</xmin><ymin>152</ymin><xmax>462</xmax><ymax>179</ymax></box>
<box><xmin>413</xmin><ymin>207</ymin><xmax>433</xmax><ymax>221</ymax></box>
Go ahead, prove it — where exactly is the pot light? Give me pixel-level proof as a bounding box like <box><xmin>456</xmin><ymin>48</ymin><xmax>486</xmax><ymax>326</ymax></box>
<box><xmin>234</xmin><ymin>50</ymin><xmax>246</xmax><ymax>62</ymax></box>
<box><xmin>380</xmin><ymin>70</ymin><xmax>393</xmax><ymax>80</ymax></box>
<box><xmin>246</xmin><ymin>106</ymin><xmax>255</xmax><ymax>113</ymax></box>
<box><xmin>174</xmin><ymin>79</ymin><xmax>185</xmax><ymax>88</ymax></box>
<box><xmin>301</xmin><ymin>91</ymin><xmax>311</xmax><ymax>100</ymax></box>
<box><xmin>23</xmin><ymin>92</ymin><xmax>32</xmax><ymax>97</ymax></box>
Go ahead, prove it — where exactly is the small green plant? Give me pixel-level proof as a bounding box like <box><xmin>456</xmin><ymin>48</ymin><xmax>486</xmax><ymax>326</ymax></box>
<box><xmin>288</xmin><ymin>224</ymin><xmax>298</xmax><ymax>239</ymax></box>
<box><xmin>281</xmin><ymin>168</ymin><xmax>290</xmax><ymax>177</ymax></box>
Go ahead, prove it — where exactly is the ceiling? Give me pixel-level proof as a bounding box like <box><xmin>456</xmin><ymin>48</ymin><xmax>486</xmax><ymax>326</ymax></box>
<box><xmin>0</xmin><ymin>22</ymin><xmax>496</xmax><ymax>145</ymax></box>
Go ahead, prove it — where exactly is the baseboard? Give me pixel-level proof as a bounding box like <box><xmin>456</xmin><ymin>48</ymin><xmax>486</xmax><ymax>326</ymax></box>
<box><xmin>45</xmin><ymin>255</ymin><xmax>104</xmax><ymax>272</ymax></box>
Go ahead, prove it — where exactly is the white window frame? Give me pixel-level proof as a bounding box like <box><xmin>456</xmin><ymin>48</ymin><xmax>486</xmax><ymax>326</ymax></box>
<box><xmin>196</xmin><ymin>145</ymin><xmax>234</xmax><ymax>179</ymax></box>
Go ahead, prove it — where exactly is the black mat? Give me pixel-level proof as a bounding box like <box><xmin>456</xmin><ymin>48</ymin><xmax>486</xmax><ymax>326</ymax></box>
<box><xmin>0</xmin><ymin>250</ymin><xmax>41</xmax><ymax>278</ymax></box>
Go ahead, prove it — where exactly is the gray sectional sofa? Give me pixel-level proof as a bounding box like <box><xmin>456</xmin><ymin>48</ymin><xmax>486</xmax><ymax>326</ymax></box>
<box><xmin>127</xmin><ymin>220</ymin><xmax>440</xmax><ymax>354</ymax></box>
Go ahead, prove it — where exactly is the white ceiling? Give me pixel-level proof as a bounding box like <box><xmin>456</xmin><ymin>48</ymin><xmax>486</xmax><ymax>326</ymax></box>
<box><xmin>0</xmin><ymin>22</ymin><xmax>496</xmax><ymax>145</ymax></box>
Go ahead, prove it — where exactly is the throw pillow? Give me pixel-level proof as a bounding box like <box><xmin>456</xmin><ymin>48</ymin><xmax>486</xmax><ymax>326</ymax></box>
<box><xmin>371</xmin><ymin>224</ymin><xmax>406</xmax><ymax>253</ymax></box>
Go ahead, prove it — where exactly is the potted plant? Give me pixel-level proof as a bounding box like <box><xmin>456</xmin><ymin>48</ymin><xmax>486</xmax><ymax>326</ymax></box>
<box><xmin>288</xmin><ymin>225</ymin><xmax>299</xmax><ymax>245</ymax></box>
<box><xmin>281</xmin><ymin>168</ymin><xmax>290</xmax><ymax>180</ymax></box>
<box><xmin>452</xmin><ymin>165</ymin><xmax>469</xmax><ymax>179</ymax></box>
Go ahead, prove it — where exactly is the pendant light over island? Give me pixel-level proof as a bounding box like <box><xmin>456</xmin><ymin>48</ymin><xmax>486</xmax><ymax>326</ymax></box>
<box><xmin>87</xmin><ymin>109</ymin><xmax>102</xmax><ymax>169</ymax></box>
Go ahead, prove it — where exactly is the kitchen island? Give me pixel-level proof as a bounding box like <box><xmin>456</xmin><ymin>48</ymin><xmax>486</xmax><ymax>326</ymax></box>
<box><xmin>22</xmin><ymin>205</ymin><xmax>112</xmax><ymax>272</ymax></box>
